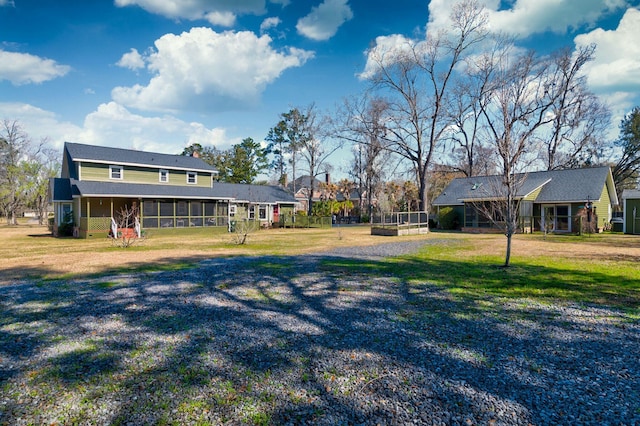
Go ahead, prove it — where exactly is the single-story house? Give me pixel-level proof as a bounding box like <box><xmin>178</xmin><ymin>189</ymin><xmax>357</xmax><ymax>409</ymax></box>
<box><xmin>432</xmin><ymin>167</ymin><xmax>618</xmax><ymax>233</ymax></box>
<box><xmin>621</xmin><ymin>189</ymin><xmax>640</xmax><ymax>234</ymax></box>
<box><xmin>49</xmin><ymin>142</ymin><xmax>297</xmax><ymax>238</ymax></box>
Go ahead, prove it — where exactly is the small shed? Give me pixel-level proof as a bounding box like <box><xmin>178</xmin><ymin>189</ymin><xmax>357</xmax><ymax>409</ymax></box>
<box><xmin>622</xmin><ymin>189</ymin><xmax>640</xmax><ymax>234</ymax></box>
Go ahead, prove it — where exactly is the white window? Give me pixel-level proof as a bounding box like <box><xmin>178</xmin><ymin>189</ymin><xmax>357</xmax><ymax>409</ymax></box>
<box><xmin>159</xmin><ymin>169</ymin><xmax>169</xmax><ymax>183</ymax></box>
<box><xmin>259</xmin><ymin>205</ymin><xmax>267</xmax><ymax>220</ymax></box>
<box><xmin>187</xmin><ymin>171</ymin><xmax>197</xmax><ymax>184</ymax></box>
<box><xmin>110</xmin><ymin>165</ymin><xmax>123</xmax><ymax>180</ymax></box>
<box><xmin>248</xmin><ymin>205</ymin><xmax>255</xmax><ymax>219</ymax></box>
<box><xmin>229</xmin><ymin>205</ymin><xmax>237</xmax><ymax>216</ymax></box>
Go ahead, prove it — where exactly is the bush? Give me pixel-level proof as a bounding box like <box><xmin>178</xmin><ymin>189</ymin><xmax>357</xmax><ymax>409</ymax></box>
<box><xmin>437</xmin><ymin>207</ymin><xmax>459</xmax><ymax>230</ymax></box>
<box><xmin>57</xmin><ymin>211</ymin><xmax>75</xmax><ymax>237</ymax></box>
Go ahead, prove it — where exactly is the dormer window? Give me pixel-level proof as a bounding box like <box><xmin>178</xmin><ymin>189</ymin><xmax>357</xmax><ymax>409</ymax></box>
<box><xmin>187</xmin><ymin>171</ymin><xmax>197</xmax><ymax>184</ymax></box>
<box><xmin>110</xmin><ymin>165</ymin><xmax>123</xmax><ymax>180</ymax></box>
<box><xmin>159</xmin><ymin>169</ymin><xmax>169</xmax><ymax>183</ymax></box>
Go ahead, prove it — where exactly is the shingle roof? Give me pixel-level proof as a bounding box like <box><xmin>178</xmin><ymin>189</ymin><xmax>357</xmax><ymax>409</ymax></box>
<box><xmin>433</xmin><ymin>167</ymin><xmax>615</xmax><ymax>206</ymax></box>
<box><xmin>49</xmin><ymin>178</ymin><xmax>76</xmax><ymax>202</ymax></box>
<box><xmin>51</xmin><ymin>179</ymin><xmax>296</xmax><ymax>204</ymax></box>
<box><xmin>534</xmin><ymin>167</ymin><xmax>612</xmax><ymax>202</ymax></box>
<box><xmin>64</xmin><ymin>142</ymin><xmax>217</xmax><ymax>173</ymax></box>
<box><xmin>211</xmin><ymin>182</ymin><xmax>296</xmax><ymax>204</ymax></box>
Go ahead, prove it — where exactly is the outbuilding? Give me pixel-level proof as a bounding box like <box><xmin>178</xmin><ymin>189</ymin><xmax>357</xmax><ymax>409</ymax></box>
<box><xmin>622</xmin><ymin>189</ymin><xmax>640</xmax><ymax>234</ymax></box>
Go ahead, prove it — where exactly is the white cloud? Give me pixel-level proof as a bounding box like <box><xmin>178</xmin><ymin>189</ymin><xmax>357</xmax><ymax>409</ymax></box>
<box><xmin>112</xmin><ymin>27</ymin><xmax>314</xmax><ymax>113</ymax></box>
<box><xmin>427</xmin><ymin>0</ymin><xmax>627</xmax><ymax>39</ymax></box>
<box><xmin>358</xmin><ymin>34</ymin><xmax>415</xmax><ymax>80</ymax></box>
<box><xmin>296</xmin><ymin>0</ymin><xmax>353</xmax><ymax>41</ymax></box>
<box><xmin>79</xmin><ymin>102</ymin><xmax>235</xmax><ymax>153</ymax></box>
<box><xmin>0</xmin><ymin>50</ymin><xmax>70</xmax><ymax>85</ymax></box>
<box><xmin>204</xmin><ymin>11</ymin><xmax>236</xmax><ymax>27</ymax></box>
<box><xmin>0</xmin><ymin>0</ymin><xmax>15</xmax><ymax>6</ymax></box>
<box><xmin>260</xmin><ymin>16</ymin><xmax>281</xmax><ymax>34</ymax></box>
<box><xmin>116</xmin><ymin>48</ymin><xmax>146</xmax><ymax>70</ymax></box>
<box><xmin>575</xmin><ymin>8</ymin><xmax>640</xmax><ymax>94</ymax></box>
<box><xmin>114</xmin><ymin>0</ymin><xmax>266</xmax><ymax>26</ymax></box>
<box><xmin>0</xmin><ymin>103</ymin><xmax>81</xmax><ymax>151</ymax></box>
<box><xmin>0</xmin><ymin>101</ymin><xmax>237</xmax><ymax>154</ymax></box>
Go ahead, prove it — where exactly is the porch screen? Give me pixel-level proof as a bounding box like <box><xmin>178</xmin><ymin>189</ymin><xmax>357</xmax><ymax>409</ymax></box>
<box><xmin>159</xmin><ymin>201</ymin><xmax>174</xmax><ymax>228</ymax></box>
<box><xmin>191</xmin><ymin>201</ymin><xmax>202</xmax><ymax>216</ymax></box>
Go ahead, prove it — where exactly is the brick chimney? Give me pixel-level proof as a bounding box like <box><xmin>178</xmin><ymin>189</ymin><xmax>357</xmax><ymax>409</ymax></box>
<box><xmin>192</xmin><ymin>151</ymin><xmax>200</xmax><ymax>158</ymax></box>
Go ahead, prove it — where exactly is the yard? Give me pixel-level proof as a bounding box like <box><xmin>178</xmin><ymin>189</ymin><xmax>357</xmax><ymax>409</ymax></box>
<box><xmin>1</xmin><ymin>224</ymin><xmax>639</xmax><ymax>424</ymax></box>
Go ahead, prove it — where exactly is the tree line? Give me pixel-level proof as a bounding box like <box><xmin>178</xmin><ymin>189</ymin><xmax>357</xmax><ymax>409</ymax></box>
<box><xmin>182</xmin><ymin>1</ymin><xmax>639</xmax><ymax>223</ymax></box>
<box><xmin>0</xmin><ymin>120</ymin><xmax>59</xmax><ymax>225</ymax></box>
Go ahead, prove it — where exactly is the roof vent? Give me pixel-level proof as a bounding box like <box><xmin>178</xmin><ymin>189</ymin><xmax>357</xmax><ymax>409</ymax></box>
<box><xmin>471</xmin><ymin>182</ymin><xmax>482</xmax><ymax>190</ymax></box>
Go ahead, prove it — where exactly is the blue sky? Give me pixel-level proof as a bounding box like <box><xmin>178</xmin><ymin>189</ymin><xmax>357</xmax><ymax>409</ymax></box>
<box><xmin>1</xmin><ymin>0</ymin><xmax>639</xmax><ymax>177</ymax></box>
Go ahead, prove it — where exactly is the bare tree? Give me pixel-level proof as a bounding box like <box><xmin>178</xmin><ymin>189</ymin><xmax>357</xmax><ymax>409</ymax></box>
<box><xmin>111</xmin><ymin>204</ymin><xmax>144</xmax><ymax>248</ymax></box>
<box><xmin>445</xmin><ymin>37</ymin><xmax>509</xmax><ymax>177</ymax></box>
<box><xmin>363</xmin><ymin>0</ymin><xmax>489</xmax><ymax>223</ymax></box>
<box><xmin>612</xmin><ymin>106</ymin><xmax>640</xmax><ymax>198</ymax></box>
<box><xmin>0</xmin><ymin>120</ymin><xmax>57</xmax><ymax>225</ymax></box>
<box><xmin>541</xmin><ymin>45</ymin><xmax>610</xmax><ymax>170</ymax></box>
<box><xmin>23</xmin><ymin>140</ymin><xmax>59</xmax><ymax>225</ymax></box>
<box><xmin>286</xmin><ymin>104</ymin><xmax>343</xmax><ymax>215</ymax></box>
<box><xmin>333</xmin><ymin>95</ymin><xmax>392</xmax><ymax>219</ymax></box>
<box><xmin>477</xmin><ymin>47</ymin><xmax>557</xmax><ymax>266</ymax></box>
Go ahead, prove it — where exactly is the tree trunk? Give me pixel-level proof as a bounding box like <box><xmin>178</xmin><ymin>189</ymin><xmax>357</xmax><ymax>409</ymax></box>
<box><xmin>504</xmin><ymin>233</ymin><xmax>512</xmax><ymax>267</ymax></box>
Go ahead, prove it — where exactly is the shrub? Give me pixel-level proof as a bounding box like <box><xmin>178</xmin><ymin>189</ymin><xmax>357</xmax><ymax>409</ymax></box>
<box><xmin>57</xmin><ymin>211</ymin><xmax>75</xmax><ymax>237</ymax></box>
<box><xmin>437</xmin><ymin>207</ymin><xmax>459</xmax><ymax>230</ymax></box>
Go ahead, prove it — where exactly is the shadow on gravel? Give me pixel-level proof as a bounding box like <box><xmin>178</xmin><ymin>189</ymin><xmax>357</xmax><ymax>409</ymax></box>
<box><xmin>1</xmin><ymin>253</ymin><xmax>638</xmax><ymax>425</ymax></box>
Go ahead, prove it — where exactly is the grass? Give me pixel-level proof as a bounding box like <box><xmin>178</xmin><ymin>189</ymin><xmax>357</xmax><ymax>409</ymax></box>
<box><xmin>1</xmin><ymin>221</ymin><xmax>639</xmax><ymax>424</ymax></box>
<box><xmin>321</xmin><ymin>232</ymin><xmax>640</xmax><ymax>311</ymax></box>
<box><xmin>2</xmin><ymin>222</ymin><xmax>639</xmax><ymax>309</ymax></box>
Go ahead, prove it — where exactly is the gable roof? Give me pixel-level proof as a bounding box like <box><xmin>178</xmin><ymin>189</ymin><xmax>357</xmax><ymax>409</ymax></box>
<box><xmin>287</xmin><ymin>175</ymin><xmax>325</xmax><ymax>192</ymax></box>
<box><xmin>64</xmin><ymin>142</ymin><xmax>217</xmax><ymax>173</ymax></box>
<box><xmin>433</xmin><ymin>167</ymin><xmax>617</xmax><ymax>206</ymax></box>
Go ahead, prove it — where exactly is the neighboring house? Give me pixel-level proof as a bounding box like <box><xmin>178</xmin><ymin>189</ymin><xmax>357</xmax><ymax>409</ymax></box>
<box><xmin>287</xmin><ymin>175</ymin><xmax>326</xmax><ymax>213</ymax></box>
<box><xmin>288</xmin><ymin>174</ymin><xmax>366</xmax><ymax>219</ymax></box>
<box><xmin>621</xmin><ymin>189</ymin><xmax>640</xmax><ymax>234</ymax></box>
<box><xmin>432</xmin><ymin>167</ymin><xmax>618</xmax><ymax>233</ymax></box>
<box><xmin>49</xmin><ymin>142</ymin><xmax>297</xmax><ymax>238</ymax></box>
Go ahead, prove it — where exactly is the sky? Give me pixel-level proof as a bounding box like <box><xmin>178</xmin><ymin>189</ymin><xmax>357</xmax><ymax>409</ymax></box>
<box><xmin>1</xmin><ymin>0</ymin><xmax>640</xmax><ymax>178</ymax></box>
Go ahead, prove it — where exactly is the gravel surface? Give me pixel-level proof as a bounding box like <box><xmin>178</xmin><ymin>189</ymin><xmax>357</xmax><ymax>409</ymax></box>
<box><xmin>1</xmin><ymin>240</ymin><xmax>638</xmax><ymax>425</ymax></box>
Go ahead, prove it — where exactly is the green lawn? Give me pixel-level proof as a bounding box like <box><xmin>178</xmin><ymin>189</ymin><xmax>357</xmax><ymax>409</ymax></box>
<box><xmin>321</xmin><ymin>233</ymin><xmax>640</xmax><ymax>312</ymax></box>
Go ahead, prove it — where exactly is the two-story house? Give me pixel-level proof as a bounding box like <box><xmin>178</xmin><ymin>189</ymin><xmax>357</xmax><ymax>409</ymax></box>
<box><xmin>49</xmin><ymin>142</ymin><xmax>297</xmax><ymax>238</ymax></box>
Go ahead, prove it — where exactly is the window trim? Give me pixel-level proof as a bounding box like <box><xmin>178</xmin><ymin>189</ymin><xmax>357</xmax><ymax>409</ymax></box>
<box><xmin>258</xmin><ymin>205</ymin><xmax>267</xmax><ymax>220</ymax></box>
<box><xmin>186</xmin><ymin>171</ymin><xmax>197</xmax><ymax>185</ymax></box>
<box><xmin>542</xmin><ymin>204</ymin><xmax>572</xmax><ymax>233</ymax></box>
<box><xmin>159</xmin><ymin>169</ymin><xmax>169</xmax><ymax>183</ymax></box>
<box><xmin>109</xmin><ymin>165</ymin><xmax>123</xmax><ymax>180</ymax></box>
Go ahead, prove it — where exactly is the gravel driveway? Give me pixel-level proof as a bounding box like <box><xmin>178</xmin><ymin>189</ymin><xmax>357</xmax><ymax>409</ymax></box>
<box><xmin>1</xmin><ymin>241</ymin><xmax>638</xmax><ymax>425</ymax></box>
